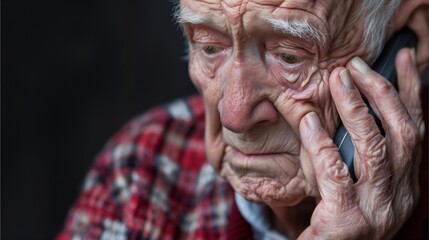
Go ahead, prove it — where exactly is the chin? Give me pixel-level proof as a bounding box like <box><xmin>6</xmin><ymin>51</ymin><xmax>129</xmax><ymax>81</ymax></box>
<box><xmin>220</xmin><ymin>160</ymin><xmax>312</xmax><ymax>207</ymax></box>
<box><xmin>217</xmin><ymin>144</ymin><xmax>317</xmax><ymax>206</ymax></box>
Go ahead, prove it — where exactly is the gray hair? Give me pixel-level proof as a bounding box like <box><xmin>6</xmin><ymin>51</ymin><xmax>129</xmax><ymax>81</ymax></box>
<box><xmin>263</xmin><ymin>17</ymin><xmax>327</xmax><ymax>46</ymax></box>
<box><xmin>356</xmin><ymin>0</ymin><xmax>402</xmax><ymax>62</ymax></box>
<box><xmin>172</xmin><ymin>0</ymin><xmax>402</xmax><ymax>62</ymax></box>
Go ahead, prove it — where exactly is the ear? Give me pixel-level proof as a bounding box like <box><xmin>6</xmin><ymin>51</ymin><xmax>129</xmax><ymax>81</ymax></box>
<box><xmin>390</xmin><ymin>0</ymin><xmax>428</xmax><ymax>73</ymax></box>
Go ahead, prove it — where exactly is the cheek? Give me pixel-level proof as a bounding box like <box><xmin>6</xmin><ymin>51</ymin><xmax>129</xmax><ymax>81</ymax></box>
<box><xmin>292</xmin><ymin>68</ymin><xmax>338</xmax><ymax>136</ymax></box>
<box><xmin>291</xmin><ymin>69</ymin><xmax>339</xmax><ymax>141</ymax></box>
<box><xmin>273</xmin><ymin>68</ymin><xmax>335</xmax><ymax>133</ymax></box>
<box><xmin>267</xmin><ymin>56</ymin><xmax>318</xmax><ymax>91</ymax></box>
<box><xmin>188</xmin><ymin>53</ymin><xmax>224</xmax><ymax>98</ymax></box>
<box><xmin>188</xmin><ymin>53</ymin><xmax>226</xmax><ymax>171</ymax></box>
<box><xmin>189</xmin><ymin>54</ymin><xmax>208</xmax><ymax>91</ymax></box>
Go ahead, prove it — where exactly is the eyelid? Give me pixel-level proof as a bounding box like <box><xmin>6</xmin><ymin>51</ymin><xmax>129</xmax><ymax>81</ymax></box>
<box><xmin>194</xmin><ymin>44</ymin><xmax>228</xmax><ymax>59</ymax></box>
<box><xmin>279</xmin><ymin>53</ymin><xmax>300</xmax><ymax>64</ymax></box>
<box><xmin>272</xmin><ymin>50</ymin><xmax>305</xmax><ymax>63</ymax></box>
<box><xmin>268</xmin><ymin>45</ymin><xmax>312</xmax><ymax>59</ymax></box>
<box><xmin>266</xmin><ymin>36</ymin><xmax>315</xmax><ymax>56</ymax></box>
<box><xmin>195</xmin><ymin>43</ymin><xmax>223</xmax><ymax>51</ymax></box>
<box><xmin>266</xmin><ymin>51</ymin><xmax>308</xmax><ymax>72</ymax></box>
<box><xmin>194</xmin><ymin>43</ymin><xmax>227</xmax><ymax>53</ymax></box>
<box><xmin>191</xmin><ymin>24</ymin><xmax>230</xmax><ymax>44</ymax></box>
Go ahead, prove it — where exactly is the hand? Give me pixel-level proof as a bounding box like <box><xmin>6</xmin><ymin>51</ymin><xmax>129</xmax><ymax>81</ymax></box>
<box><xmin>298</xmin><ymin>48</ymin><xmax>425</xmax><ymax>239</ymax></box>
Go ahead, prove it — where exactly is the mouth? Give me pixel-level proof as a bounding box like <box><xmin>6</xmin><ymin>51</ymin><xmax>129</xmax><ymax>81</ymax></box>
<box><xmin>224</xmin><ymin>146</ymin><xmax>300</xmax><ymax>179</ymax></box>
<box><xmin>228</xmin><ymin>146</ymin><xmax>292</xmax><ymax>160</ymax></box>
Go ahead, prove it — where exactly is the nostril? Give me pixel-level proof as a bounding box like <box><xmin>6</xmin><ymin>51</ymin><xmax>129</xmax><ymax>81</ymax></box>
<box><xmin>252</xmin><ymin>100</ymin><xmax>279</xmax><ymax>125</ymax></box>
<box><xmin>219</xmin><ymin>98</ymin><xmax>278</xmax><ymax>133</ymax></box>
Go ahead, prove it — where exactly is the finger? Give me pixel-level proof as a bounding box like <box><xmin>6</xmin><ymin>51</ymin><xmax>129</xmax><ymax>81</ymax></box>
<box><xmin>299</xmin><ymin>112</ymin><xmax>354</xmax><ymax>205</ymax></box>
<box><xmin>346</xmin><ymin>57</ymin><xmax>413</xmax><ymax>133</ymax></box>
<box><xmin>396</xmin><ymin>48</ymin><xmax>425</xmax><ymax>140</ymax></box>
<box><xmin>347</xmin><ymin>57</ymin><xmax>420</xmax><ymax>147</ymax></box>
<box><xmin>329</xmin><ymin>67</ymin><xmax>389</xmax><ymax>182</ymax></box>
<box><xmin>396</xmin><ymin>49</ymin><xmax>424</xmax><ymax>202</ymax></box>
<box><xmin>347</xmin><ymin>56</ymin><xmax>419</xmax><ymax>179</ymax></box>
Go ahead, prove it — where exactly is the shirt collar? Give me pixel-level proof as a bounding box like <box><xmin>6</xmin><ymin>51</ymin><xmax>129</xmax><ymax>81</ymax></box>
<box><xmin>235</xmin><ymin>193</ymin><xmax>289</xmax><ymax>240</ymax></box>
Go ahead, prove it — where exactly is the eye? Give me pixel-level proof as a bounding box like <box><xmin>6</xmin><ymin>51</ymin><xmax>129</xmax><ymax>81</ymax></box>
<box><xmin>202</xmin><ymin>45</ymin><xmax>222</xmax><ymax>55</ymax></box>
<box><xmin>280</xmin><ymin>53</ymin><xmax>299</xmax><ymax>64</ymax></box>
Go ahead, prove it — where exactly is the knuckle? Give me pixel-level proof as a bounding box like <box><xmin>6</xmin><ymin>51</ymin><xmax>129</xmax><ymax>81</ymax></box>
<box><xmin>359</xmin><ymin>134</ymin><xmax>388</xmax><ymax>168</ymax></box>
<box><xmin>313</xmin><ymin>137</ymin><xmax>336</xmax><ymax>156</ymax></box>
<box><xmin>374</xmin><ymin>77</ymin><xmax>395</xmax><ymax>96</ymax></box>
<box><xmin>326</xmin><ymin>160</ymin><xmax>350</xmax><ymax>182</ymax></box>
<box><xmin>344</xmin><ymin>101</ymin><xmax>369</xmax><ymax>121</ymax></box>
<box><xmin>400</xmin><ymin>121</ymin><xmax>419</xmax><ymax>150</ymax></box>
<box><xmin>314</xmin><ymin>139</ymin><xmax>351</xmax><ymax>181</ymax></box>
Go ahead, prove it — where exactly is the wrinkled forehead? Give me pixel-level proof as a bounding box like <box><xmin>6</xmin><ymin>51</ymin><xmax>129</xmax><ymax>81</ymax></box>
<box><xmin>179</xmin><ymin>0</ymin><xmax>333</xmax><ymax>40</ymax></box>
<box><xmin>180</xmin><ymin>0</ymin><xmax>321</xmax><ymax>14</ymax></box>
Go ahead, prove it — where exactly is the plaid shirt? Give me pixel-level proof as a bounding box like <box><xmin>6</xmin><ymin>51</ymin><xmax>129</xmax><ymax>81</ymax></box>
<box><xmin>58</xmin><ymin>94</ymin><xmax>428</xmax><ymax>240</ymax></box>
<box><xmin>57</xmin><ymin>95</ymin><xmax>235</xmax><ymax>240</ymax></box>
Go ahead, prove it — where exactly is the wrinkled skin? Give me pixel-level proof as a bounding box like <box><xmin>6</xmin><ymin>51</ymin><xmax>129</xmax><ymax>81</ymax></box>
<box><xmin>180</xmin><ymin>0</ymin><xmax>426</xmax><ymax>238</ymax></box>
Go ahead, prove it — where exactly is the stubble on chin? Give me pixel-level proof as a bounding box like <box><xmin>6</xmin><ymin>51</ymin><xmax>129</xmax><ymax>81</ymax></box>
<box><xmin>219</xmin><ymin>146</ymin><xmax>318</xmax><ymax>206</ymax></box>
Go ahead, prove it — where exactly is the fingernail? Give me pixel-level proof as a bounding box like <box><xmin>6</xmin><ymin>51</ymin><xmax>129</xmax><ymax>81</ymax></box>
<box><xmin>305</xmin><ymin>112</ymin><xmax>321</xmax><ymax>130</ymax></box>
<box><xmin>340</xmin><ymin>69</ymin><xmax>354</xmax><ymax>89</ymax></box>
<box><xmin>351</xmin><ymin>57</ymin><xmax>370</xmax><ymax>74</ymax></box>
<box><xmin>410</xmin><ymin>48</ymin><xmax>416</xmax><ymax>65</ymax></box>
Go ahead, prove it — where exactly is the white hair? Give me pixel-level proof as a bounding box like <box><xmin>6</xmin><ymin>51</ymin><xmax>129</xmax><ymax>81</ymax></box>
<box><xmin>172</xmin><ymin>0</ymin><xmax>402</xmax><ymax>62</ymax></box>
<box><xmin>263</xmin><ymin>17</ymin><xmax>326</xmax><ymax>46</ymax></box>
<box><xmin>174</xmin><ymin>6</ymin><xmax>326</xmax><ymax>45</ymax></box>
<box><xmin>173</xmin><ymin>5</ymin><xmax>207</xmax><ymax>25</ymax></box>
<box><xmin>356</xmin><ymin>0</ymin><xmax>402</xmax><ymax>62</ymax></box>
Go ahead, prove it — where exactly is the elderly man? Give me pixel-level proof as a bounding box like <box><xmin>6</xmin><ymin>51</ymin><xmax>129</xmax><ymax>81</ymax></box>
<box><xmin>58</xmin><ymin>0</ymin><xmax>428</xmax><ymax>239</ymax></box>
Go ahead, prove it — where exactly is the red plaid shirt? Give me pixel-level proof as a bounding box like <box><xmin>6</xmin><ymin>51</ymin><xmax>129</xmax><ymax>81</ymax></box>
<box><xmin>57</xmin><ymin>95</ymin><xmax>235</xmax><ymax>240</ymax></box>
<box><xmin>58</xmin><ymin>94</ymin><xmax>427</xmax><ymax>240</ymax></box>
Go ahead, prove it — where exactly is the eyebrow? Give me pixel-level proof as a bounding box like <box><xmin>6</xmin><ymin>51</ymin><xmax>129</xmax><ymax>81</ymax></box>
<box><xmin>263</xmin><ymin>17</ymin><xmax>326</xmax><ymax>46</ymax></box>
<box><xmin>174</xmin><ymin>6</ymin><xmax>212</xmax><ymax>25</ymax></box>
<box><xmin>175</xmin><ymin>6</ymin><xmax>326</xmax><ymax>46</ymax></box>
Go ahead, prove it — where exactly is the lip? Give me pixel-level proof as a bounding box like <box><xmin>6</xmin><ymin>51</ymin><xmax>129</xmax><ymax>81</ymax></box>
<box><xmin>225</xmin><ymin>146</ymin><xmax>299</xmax><ymax>178</ymax></box>
<box><xmin>228</xmin><ymin>146</ymin><xmax>289</xmax><ymax>160</ymax></box>
<box><xmin>222</xmin><ymin>128</ymin><xmax>301</xmax><ymax>157</ymax></box>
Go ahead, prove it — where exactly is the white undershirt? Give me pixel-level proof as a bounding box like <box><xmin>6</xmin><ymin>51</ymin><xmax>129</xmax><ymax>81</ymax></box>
<box><xmin>235</xmin><ymin>193</ymin><xmax>289</xmax><ymax>240</ymax></box>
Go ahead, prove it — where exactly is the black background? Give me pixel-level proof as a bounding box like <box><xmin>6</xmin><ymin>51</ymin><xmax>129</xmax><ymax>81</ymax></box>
<box><xmin>2</xmin><ymin>1</ymin><xmax>196</xmax><ymax>239</ymax></box>
<box><xmin>2</xmin><ymin>1</ymin><xmax>429</xmax><ymax>240</ymax></box>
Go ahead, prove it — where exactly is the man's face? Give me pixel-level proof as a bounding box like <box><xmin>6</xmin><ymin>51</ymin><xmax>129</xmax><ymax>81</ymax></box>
<box><xmin>181</xmin><ymin>0</ymin><xmax>369</xmax><ymax>206</ymax></box>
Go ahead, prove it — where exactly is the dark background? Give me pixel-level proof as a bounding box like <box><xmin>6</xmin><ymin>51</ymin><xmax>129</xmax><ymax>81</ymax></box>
<box><xmin>2</xmin><ymin>1</ymin><xmax>429</xmax><ymax>240</ymax></box>
<box><xmin>2</xmin><ymin>1</ymin><xmax>196</xmax><ymax>239</ymax></box>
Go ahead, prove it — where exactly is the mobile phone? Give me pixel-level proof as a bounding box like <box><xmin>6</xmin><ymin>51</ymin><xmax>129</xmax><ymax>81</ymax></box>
<box><xmin>333</xmin><ymin>27</ymin><xmax>417</xmax><ymax>182</ymax></box>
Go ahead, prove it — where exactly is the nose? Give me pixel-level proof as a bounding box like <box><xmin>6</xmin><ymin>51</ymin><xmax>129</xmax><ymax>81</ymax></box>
<box><xmin>219</xmin><ymin>59</ymin><xmax>278</xmax><ymax>133</ymax></box>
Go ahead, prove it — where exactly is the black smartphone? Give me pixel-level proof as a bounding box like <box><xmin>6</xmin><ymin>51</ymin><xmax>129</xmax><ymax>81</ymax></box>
<box><xmin>333</xmin><ymin>27</ymin><xmax>417</xmax><ymax>182</ymax></box>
